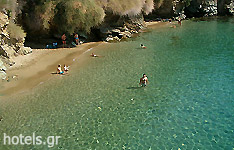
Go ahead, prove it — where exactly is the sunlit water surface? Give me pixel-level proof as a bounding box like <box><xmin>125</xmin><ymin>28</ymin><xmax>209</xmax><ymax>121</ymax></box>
<box><xmin>0</xmin><ymin>17</ymin><xmax>233</xmax><ymax>150</ymax></box>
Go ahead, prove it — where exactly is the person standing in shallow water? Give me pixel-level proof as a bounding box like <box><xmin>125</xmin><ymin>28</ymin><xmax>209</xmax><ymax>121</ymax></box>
<box><xmin>139</xmin><ymin>74</ymin><xmax>149</xmax><ymax>87</ymax></box>
<box><xmin>178</xmin><ymin>18</ymin><xmax>182</xmax><ymax>26</ymax></box>
<box><xmin>61</xmin><ymin>34</ymin><xmax>66</xmax><ymax>48</ymax></box>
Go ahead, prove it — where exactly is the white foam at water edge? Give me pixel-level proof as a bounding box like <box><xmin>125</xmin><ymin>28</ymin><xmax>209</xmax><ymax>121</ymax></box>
<box><xmin>83</xmin><ymin>48</ymin><xmax>93</xmax><ymax>54</ymax></box>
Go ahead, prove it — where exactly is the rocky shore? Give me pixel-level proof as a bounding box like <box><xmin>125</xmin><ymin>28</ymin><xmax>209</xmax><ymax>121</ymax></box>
<box><xmin>0</xmin><ymin>11</ymin><xmax>32</xmax><ymax>80</ymax></box>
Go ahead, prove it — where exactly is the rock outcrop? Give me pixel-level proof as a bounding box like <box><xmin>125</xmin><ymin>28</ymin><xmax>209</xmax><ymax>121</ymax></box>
<box><xmin>0</xmin><ymin>11</ymin><xmax>32</xmax><ymax>57</ymax></box>
<box><xmin>0</xmin><ymin>58</ymin><xmax>7</xmax><ymax>80</ymax></box>
<box><xmin>185</xmin><ymin>0</ymin><xmax>218</xmax><ymax>17</ymax></box>
<box><xmin>0</xmin><ymin>11</ymin><xmax>32</xmax><ymax>79</ymax></box>
<box><xmin>185</xmin><ymin>0</ymin><xmax>233</xmax><ymax>17</ymax></box>
<box><xmin>218</xmin><ymin>0</ymin><xmax>234</xmax><ymax>15</ymax></box>
<box><xmin>146</xmin><ymin>0</ymin><xmax>232</xmax><ymax>20</ymax></box>
<box><xmin>226</xmin><ymin>1</ymin><xmax>234</xmax><ymax>14</ymax></box>
<box><xmin>99</xmin><ymin>13</ymin><xmax>145</xmax><ymax>42</ymax></box>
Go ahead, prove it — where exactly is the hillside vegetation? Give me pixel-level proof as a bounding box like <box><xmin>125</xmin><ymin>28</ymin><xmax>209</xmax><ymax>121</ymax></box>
<box><xmin>19</xmin><ymin>0</ymin><xmax>154</xmax><ymax>35</ymax></box>
<box><xmin>1</xmin><ymin>0</ymin><xmax>233</xmax><ymax>40</ymax></box>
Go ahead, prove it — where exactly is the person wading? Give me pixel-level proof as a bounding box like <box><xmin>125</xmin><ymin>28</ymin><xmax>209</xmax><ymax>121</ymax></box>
<box><xmin>139</xmin><ymin>73</ymin><xmax>149</xmax><ymax>87</ymax></box>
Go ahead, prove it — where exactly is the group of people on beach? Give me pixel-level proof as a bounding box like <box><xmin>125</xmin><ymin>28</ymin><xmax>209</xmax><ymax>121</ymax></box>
<box><xmin>168</xmin><ymin>17</ymin><xmax>182</xmax><ymax>29</ymax></box>
<box><xmin>57</xmin><ymin>64</ymin><xmax>69</xmax><ymax>74</ymax></box>
<box><xmin>55</xmin><ymin>52</ymin><xmax>99</xmax><ymax>74</ymax></box>
<box><xmin>61</xmin><ymin>33</ymin><xmax>80</xmax><ymax>48</ymax></box>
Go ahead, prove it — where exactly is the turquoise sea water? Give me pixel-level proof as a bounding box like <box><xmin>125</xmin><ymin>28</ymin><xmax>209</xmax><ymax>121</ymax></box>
<box><xmin>0</xmin><ymin>17</ymin><xmax>234</xmax><ymax>150</ymax></box>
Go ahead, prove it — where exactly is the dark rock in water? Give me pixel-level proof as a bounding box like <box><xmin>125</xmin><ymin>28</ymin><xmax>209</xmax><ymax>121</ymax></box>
<box><xmin>171</xmin><ymin>36</ymin><xmax>180</xmax><ymax>40</ymax></box>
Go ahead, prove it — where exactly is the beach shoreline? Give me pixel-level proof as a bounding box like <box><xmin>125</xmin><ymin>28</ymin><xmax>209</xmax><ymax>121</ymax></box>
<box><xmin>0</xmin><ymin>21</ymin><xmax>166</xmax><ymax>97</ymax></box>
<box><xmin>0</xmin><ymin>42</ymin><xmax>105</xmax><ymax>97</ymax></box>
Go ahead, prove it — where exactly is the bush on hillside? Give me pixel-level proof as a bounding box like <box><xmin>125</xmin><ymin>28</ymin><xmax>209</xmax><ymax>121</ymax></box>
<box><xmin>7</xmin><ymin>21</ymin><xmax>26</xmax><ymax>42</ymax></box>
<box><xmin>34</xmin><ymin>1</ymin><xmax>56</xmax><ymax>30</ymax></box>
<box><xmin>96</xmin><ymin>0</ymin><xmax>154</xmax><ymax>16</ymax></box>
<box><xmin>154</xmin><ymin>0</ymin><xmax>164</xmax><ymax>8</ymax></box>
<box><xmin>20</xmin><ymin>0</ymin><xmax>156</xmax><ymax>36</ymax></box>
<box><xmin>0</xmin><ymin>0</ymin><xmax>19</xmax><ymax>18</ymax></box>
<box><xmin>53</xmin><ymin>0</ymin><xmax>105</xmax><ymax>34</ymax></box>
<box><xmin>143</xmin><ymin>0</ymin><xmax>155</xmax><ymax>15</ymax></box>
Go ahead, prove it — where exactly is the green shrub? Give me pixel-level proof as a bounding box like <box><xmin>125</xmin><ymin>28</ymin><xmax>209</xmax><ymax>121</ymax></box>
<box><xmin>0</xmin><ymin>0</ymin><xmax>17</xmax><ymax>16</ymax></box>
<box><xmin>34</xmin><ymin>1</ymin><xmax>56</xmax><ymax>30</ymax></box>
<box><xmin>96</xmin><ymin>0</ymin><xmax>154</xmax><ymax>16</ymax></box>
<box><xmin>0</xmin><ymin>0</ymin><xmax>8</xmax><ymax>10</ymax></box>
<box><xmin>7</xmin><ymin>21</ymin><xmax>26</xmax><ymax>42</ymax></box>
<box><xmin>21</xmin><ymin>0</ymin><xmax>155</xmax><ymax>35</ymax></box>
<box><xmin>182</xmin><ymin>0</ymin><xmax>192</xmax><ymax>7</ymax></box>
<box><xmin>154</xmin><ymin>0</ymin><xmax>164</xmax><ymax>8</ymax></box>
<box><xmin>143</xmin><ymin>0</ymin><xmax>154</xmax><ymax>14</ymax></box>
<box><xmin>52</xmin><ymin>0</ymin><xmax>105</xmax><ymax>34</ymax></box>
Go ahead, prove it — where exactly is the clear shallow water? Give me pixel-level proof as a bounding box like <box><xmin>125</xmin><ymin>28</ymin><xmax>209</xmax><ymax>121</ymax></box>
<box><xmin>0</xmin><ymin>18</ymin><xmax>234</xmax><ymax>150</ymax></box>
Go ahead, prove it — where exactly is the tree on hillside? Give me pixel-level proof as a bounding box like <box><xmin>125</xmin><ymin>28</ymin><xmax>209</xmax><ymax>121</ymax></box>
<box><xmin>20</xmin><ymin>0</ymin><xmax>155</xmax><ymax>36</ymax></box>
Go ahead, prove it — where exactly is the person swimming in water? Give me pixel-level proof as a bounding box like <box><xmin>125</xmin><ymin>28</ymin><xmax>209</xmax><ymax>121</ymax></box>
<box><xmin>91</xmin><ymin>53</ymin><xmax>98</xmax><ymax>57</ymax></box>
<box><xmin>139</xmin><ymin>74</ymin><xmax>149</xmax><ymax>87</ymax></box>
<box><xmin>140</xmin><ymin>44</ymin><xmax>146</xmax><ymax>49</ymax></box>
<box><xmin>178</xmin><ymin>18</ymin><xmax>182</xmax><ymax>26</ymax></box>
<box><xmin>57</xmin><ymin>64</ymin><xmax>64</xmax><ymax>74</ymax></box>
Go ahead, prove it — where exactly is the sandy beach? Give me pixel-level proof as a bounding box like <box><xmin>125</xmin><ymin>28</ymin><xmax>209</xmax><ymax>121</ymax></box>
<box><xmin>145</xmin><ymin>21</ymin><xmax>161</xmax><ymax>27</ymax></box>
<box><xmin>0</xmin><ymin>21</ymin><xmax>166</xmax><ymax>97</ymax></box>
<box><xmin>0</xmin><ymin>42</ymin><xmax>106</xmax><ymax>96</ymax></box>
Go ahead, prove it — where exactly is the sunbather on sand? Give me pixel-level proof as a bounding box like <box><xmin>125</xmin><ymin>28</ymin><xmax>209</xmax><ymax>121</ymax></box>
<box><xmin>57</xmin><ymin>64</ymin><xmax>64</xmax><ymax>74</ymax></box>
<box><xmin>64</xmin><ymin>64</ymin><xmax>70</xmax><ymax>72</ymax></box>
